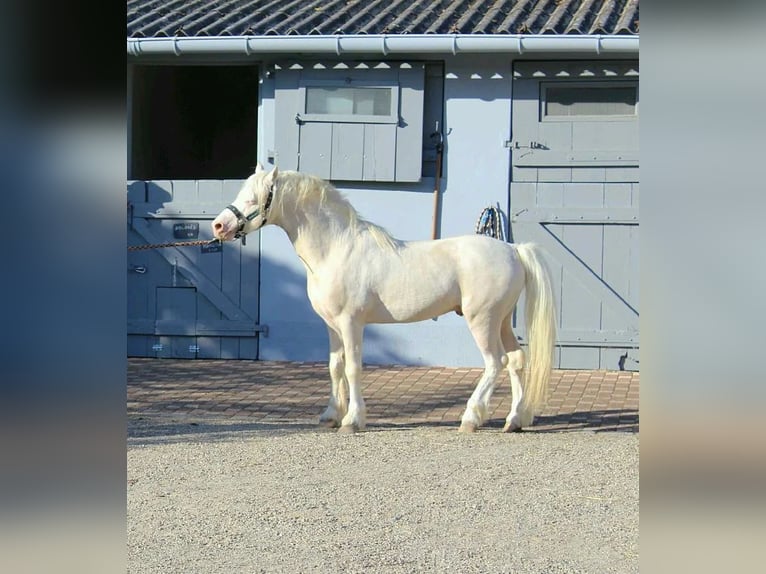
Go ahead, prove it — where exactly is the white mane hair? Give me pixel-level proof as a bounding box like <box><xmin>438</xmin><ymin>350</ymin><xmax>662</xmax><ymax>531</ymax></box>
<box><xmin>276</xmin><ymin>171</ymin><xmax>402</xmax><ymax>252</ymax></box>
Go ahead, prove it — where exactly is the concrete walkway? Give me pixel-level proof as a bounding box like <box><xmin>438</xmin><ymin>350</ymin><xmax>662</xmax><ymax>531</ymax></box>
<box><xmin>128</xmin><ymin>359</ymin><xmax>638</xmax><ymax>432</ymax></box>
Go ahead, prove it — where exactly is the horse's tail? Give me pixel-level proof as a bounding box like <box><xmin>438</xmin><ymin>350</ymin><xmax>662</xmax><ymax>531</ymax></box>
<box><xmin>514</xmin><ymin>243</ymin><xmax>557</xmax><ymax>418</ymax></box>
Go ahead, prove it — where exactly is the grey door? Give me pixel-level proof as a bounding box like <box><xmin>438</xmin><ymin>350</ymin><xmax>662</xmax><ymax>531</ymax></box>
<box><xmin>127</xmin><ymin>180</ymin><xmax>263</xmax><ymax>359</ymax></box>
<box><xmin>509</xmin><ymin>61</ymin><xmax>639</xmax><ymax>370</ymax></box>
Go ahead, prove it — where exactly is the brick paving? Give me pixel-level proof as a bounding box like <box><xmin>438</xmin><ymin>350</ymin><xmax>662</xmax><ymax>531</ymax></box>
<box><xmin>128</xmin><ymin>358</ymin><xmax>638</xmax><ymax>432</ymax></box>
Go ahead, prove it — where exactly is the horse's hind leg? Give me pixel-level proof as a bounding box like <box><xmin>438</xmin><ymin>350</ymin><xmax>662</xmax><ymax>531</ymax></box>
<box><xmin>459</xmin><ymin>314</ymin><xmax>505</xmax><ymax>433</ymax></box>
<box><xmin>319</xmin><ymin>327</ymin><xmax>348</xmax><ymax>428</ymax></box>
<box><xmin>501</xmin><ymin>319</ymin><xmax>530</xmax><ymax>432</ymax></box>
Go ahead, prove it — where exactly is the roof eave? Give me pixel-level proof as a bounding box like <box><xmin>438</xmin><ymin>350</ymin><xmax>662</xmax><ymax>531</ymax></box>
<box><xmin>127</xmin><ymin>34</ymin><xmax>639</xmax><ymax>58</ymax></box>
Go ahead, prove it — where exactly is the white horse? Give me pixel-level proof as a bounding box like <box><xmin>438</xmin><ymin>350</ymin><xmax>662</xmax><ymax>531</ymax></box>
<box><xmin>212</xmin><ymin>165</ymin><xmax>557</xmax><ymax>433</ymax></box>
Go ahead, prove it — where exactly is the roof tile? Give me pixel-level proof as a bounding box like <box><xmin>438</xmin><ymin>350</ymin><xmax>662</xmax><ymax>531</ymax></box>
<box><xmin>127</xmin><ymin>0</ymin><xmax>639</xmax><ymax>38</ymax></box>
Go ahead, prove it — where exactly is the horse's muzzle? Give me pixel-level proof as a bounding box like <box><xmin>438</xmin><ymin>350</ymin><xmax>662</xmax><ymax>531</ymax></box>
<box><xmin>212</xmin><ymin>214</ymin><xmax>237</xmax><ymax>241</ymax></box>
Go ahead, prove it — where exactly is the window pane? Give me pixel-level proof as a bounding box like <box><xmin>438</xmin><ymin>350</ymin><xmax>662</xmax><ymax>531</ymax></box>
<box><xmin>545</xmin><ymin>86</ymin><xmax>637</xmax><ymax>117</ymax></box>
<box><xmin>306</xmin><ymin>87</ymin><xmax>392</xmax><ymax>116</ymax></box>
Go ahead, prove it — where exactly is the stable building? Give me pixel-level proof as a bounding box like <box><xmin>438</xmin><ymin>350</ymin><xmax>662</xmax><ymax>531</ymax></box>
<box><xmin>127</xmin><ymin>0</ymin><xmax>639</xmax><ymax>370</ymax></box>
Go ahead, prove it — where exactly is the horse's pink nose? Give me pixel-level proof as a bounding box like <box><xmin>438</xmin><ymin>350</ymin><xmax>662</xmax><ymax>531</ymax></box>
<box><xmin>213</xmin><ymin>221</ymin><xmax>224</xmax><ymax>232</ymax></box>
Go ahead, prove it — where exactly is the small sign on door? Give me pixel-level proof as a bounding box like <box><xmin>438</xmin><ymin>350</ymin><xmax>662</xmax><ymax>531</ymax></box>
<box><xmin>173</xmin><ymin>222</ymin><xmax>199</xmax><ymax>239</ymax></box>
<box><xmin>201</xmin><ymin>241</ymin><xmax>222</xmax><ymax>254</ymax></box>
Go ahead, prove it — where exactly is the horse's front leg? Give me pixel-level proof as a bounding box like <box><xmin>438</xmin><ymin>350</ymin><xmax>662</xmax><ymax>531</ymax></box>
<box><xmin>319</xmin><ymin>327</ymin><xmax>347</xmax><ymax>428</ymax></box>
<box><xmin>337</xmin><ymin>319</ymin><xmax>366</xmax><ymax>433</ymax></box>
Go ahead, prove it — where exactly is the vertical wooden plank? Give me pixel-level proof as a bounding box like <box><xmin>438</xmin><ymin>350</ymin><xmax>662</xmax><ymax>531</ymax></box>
<box><xmin>239</xmin><ymin>221</ymin><xmax>260</xmax><ymax>360</ymax></box>
<box><xmin>156</xmin><ymin>287</ymin><xmax>196</xmax><ymax>321</ymax></box>
<box><xmin>197</xmin><ymin>336</ymin><xmax>221</xmax><ymax>359</ymax></box>
<box><xmin>536</xmin><ymin>183</ymin><xmax>564</xmax><ymax>207</ymax></box>
<box><xmin>221</xmin><ymin>235</ymin><xmax>243</xmax><ymax>316</ymax></box>
<box><xmin>146</xmin><ymin>180</ymin><xmax>173</xmax><ymax>204</ymax></box>
<box><xmin>628</xmin><ymin>223</ymin><xmax>640</xmax><ymax>309</ymax></box>
<box><xmin>563</xmin><ymin>183</ymin><xmax>604</xmax><ymax>208</ymax></box>
<box><xmin>171</xmin><ymin>180</ymin><xmax>197</xmax><ymax>203</ymax></box>
<box><xmin>559</xmin><ymin>347</ymin><xmax>600</xmax><ymax>370</ymax></box>
<box><xmin>127</xmin><ymin>335</ymin><xmax>149</xmax><ymax>357</ymax></box>
<box><xmin>510</xmin><ymin>182</ymin><xmax>537</xmax><ymax>211</ymax></box>
<box><xmin>604</xmin><ymin>183</ymin><xmax>632</xmax><ymax>207</ymax></box>
<box><xmin>395</xmin><ymin>64</ymin><xmax>425</xmax><ymax>182</ymax></box>
<box><xmin>602</xmin><ymin>224</ymin><xmax>632</xmax><ymax>332</ymax></box>
<box><xmin>197</xmin><ymin>179</ymin><xmax>225</xmax><ymax>207</ymax></box>
<box><xmin>127</xmin><ymin>181</ymin><xmax>146</xmax><ymax>203</ymax></box>
<box><xmin>127</xmin><ymin>227</ymin><xmax>151</xmax><ymax>316</ymax></box>
<box><xmin>298</xmin><ymin>123</ymin><xmax>332</xmax><ymax>178</ymax></box>
<box><xmin>220</xmin><ymin>338</ymin><xmax>240</xmax><ymax>360</ymax></box>
<box><xmin>509</xmin><ymin>78</ymin><xmax>541</xmax><ymax>184</ymax></box>
<box><xmin>220</xmin><ymin>226</ymin><xmax>244</xmax><ymax>359</ymax></box>
<box><xmin>217</xmin><ymin>182</ymin><xmax>240</xmax><ymax>356</ymax></box>
<box><xmin>156</xmin><ymin>287</ymin><xmax>197</xmax><ymax>358</ymax></box>
<box><xmin>274</xmin><ymin>70</ymin><xmax>300</xmax><ymax>170</ymax></box>
<box><xmin>552</xmin><ymin>345</ymin><xmax>562</xmax><ymax>370</ymax></box>
<box><xmin>330</xmin><ymin>123</ymin><xmax>364</xmax><ymax>180</ymax></box>
<box><xmin>128</xmin><ymin>221</ymin><xmax>166</xmax><ymax>357</ymax></box>
<box><xmin>558</xmin><ymin>224</ymin><xmax>603</xmax><ymax>337</ymax></box>
<box><xmin>363</xmin><ymin>124</ymin><xmax>396</xmax><ymax>181</ymax></box>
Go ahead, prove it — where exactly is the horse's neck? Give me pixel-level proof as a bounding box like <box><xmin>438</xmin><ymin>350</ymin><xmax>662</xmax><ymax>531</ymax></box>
<box><xmin>279</xmin><ymin>201</ymin><xmax>353</xmax><ymax>271</ymax></box>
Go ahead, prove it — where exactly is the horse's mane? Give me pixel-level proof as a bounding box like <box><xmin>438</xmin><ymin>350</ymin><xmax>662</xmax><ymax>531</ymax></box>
<box><xmin>278</xmin><ymin>171</ymin><xmax>402</xmax><ymax>252</ymax></box>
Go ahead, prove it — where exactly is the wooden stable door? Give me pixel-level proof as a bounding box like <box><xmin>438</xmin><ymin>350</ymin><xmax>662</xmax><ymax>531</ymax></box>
<box><xmin>127</xmin><ymin>180</ymin><xmax>264</xmax><ymax>359</ymax></box>
<box><xmin>509</xmin><ymin>61</ymin><xmax>639</xmax><ymax>370</ymax></box>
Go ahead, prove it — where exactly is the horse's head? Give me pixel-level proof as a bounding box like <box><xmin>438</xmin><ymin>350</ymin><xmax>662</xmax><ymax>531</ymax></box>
<box><xmin>212</xmin><ymin>164</ymin><xmax>278</xmax><ymax>241</ymax></box>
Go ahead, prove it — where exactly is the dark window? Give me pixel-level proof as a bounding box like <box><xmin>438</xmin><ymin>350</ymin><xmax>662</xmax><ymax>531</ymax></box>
<box><xmin>543</xmin><ymin>83</ymin><xmax>638</xmax><ymax>119</ymax></box>
<box><xmin>130</xmin><ymin>65</ymin><xmax>258</xmax><ymax>179</ymax></box>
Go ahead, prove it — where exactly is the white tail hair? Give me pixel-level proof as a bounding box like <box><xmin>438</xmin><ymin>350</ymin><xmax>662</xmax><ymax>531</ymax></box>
<box><xmin>514</xmin><ymin>243</ymin><xmax>557</xmax><ymax>417</ymax></box>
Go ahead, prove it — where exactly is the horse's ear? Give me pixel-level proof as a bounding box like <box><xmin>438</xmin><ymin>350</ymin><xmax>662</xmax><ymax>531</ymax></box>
<box><xmin>254</xmin><ymin>163</ymin><xmax>264</xmax><ymax>174</ymax></box>
<box><xmin>266</xmin><ymin>166</ymin><xmax>279</xmax><ymax>184</ymax></box>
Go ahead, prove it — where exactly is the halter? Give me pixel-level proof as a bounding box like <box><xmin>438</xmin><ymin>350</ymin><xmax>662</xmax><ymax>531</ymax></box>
<box><xmin>225</xmin><ymin>184</ymin><xmax>274</xmax><ymax>239</ymax></box>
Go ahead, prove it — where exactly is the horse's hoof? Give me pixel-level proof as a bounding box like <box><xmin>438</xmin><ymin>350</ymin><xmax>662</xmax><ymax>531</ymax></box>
<box><xmin>459</xmin><ymin>421</ymin><xmax>478</xmax><ymax>433</ymax></box>
<box><xmin>502</xmin><ymin>422</ymin><xmax>523</xmax><ymax>433</ymax></box>
<box><xmin>338</xmin><ymin>423</ymin><xmax>359</xmax><ymax>434</ymax></box>
<box><xmin>319</xmin><ymin>418</ymin><xmax>340</xmax><ymax>428</ymax></box>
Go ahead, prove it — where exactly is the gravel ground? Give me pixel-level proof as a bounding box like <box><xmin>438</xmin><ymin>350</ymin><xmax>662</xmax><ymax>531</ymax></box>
<box><xmin>128</xmin><ymin>417</ymin><xmax>638</xmax><ymax>573</ymax></box>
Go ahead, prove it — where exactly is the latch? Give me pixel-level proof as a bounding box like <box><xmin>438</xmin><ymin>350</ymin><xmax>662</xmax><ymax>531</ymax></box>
<box><xmin>506</xmin><ymin>140</ymin><xmax>548</xmax><ymax>150</ymax></box>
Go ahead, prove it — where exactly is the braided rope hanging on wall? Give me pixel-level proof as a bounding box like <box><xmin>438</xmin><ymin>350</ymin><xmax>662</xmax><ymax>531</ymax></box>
<box><xmin>475</xmin><ymin>206</ymin><xmax>504</xmax><ymax>241</ymax></box>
